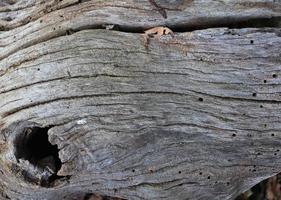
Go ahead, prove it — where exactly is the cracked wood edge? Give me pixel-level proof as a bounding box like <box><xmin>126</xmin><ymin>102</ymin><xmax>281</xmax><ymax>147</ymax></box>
<box><xmin>0</xmin><ymin>0</ymin><xmax>280</xmax><ymax>61</ymax></box>
<box><xmin>1</xmin><ymin>0</ymin><xmax>280</xmax><ymax>30</ymax></box>
<box><xmin>0</xmin><ymin>27</ymin><xmax>280</xmax><ymax>199</ymax></box>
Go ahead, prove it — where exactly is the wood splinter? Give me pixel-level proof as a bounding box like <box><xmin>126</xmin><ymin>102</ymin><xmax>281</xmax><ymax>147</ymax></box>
<box><xmin>142</xmin><ymin>26</ymin><xmax>174</xmax><ymax>48</ymax></box>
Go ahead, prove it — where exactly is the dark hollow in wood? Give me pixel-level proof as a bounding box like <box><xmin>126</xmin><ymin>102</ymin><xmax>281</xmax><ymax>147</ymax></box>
<box><xmin>0</xmin><ymin>0</ymin><xmax>280</xmax><ymax>200</ymax></box>
<box><xmin>13</xmin><ymin>126</ymin><xmax>62</xmax><ymax>187</ymax></box>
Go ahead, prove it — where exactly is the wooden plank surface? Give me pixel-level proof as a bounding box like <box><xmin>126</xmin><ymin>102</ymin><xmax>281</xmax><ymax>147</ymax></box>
<box><xmin>0</xmin><ymin>27</ymin><xmax>280</xmax><ymax>199</ymax></box>
<box><xmin>0</xmin><ymin>0</ymin><xmax>281</xmax><ymax>200</ymax></box>
<box><xmin>0</xmin><ymin>0</ymin><xmax>280</xmax><ymax>60</ymax></box>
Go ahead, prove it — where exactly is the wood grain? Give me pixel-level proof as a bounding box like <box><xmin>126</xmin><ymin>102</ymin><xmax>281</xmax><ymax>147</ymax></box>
<box><xmin>0</xmin><ymin>28</ymin><xmax>280</xmax><ymax>199</ymax></box>
<box><xmin>0</xmin><ymin>0</ymin><xmax>281</xmax><ymax>200</ymax></box>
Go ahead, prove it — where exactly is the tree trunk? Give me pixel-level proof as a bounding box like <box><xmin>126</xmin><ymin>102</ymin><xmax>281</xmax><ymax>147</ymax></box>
<box><xmin>0</xmin><ymin>0</ymin><xmax>281</xmax><ymax>199</ymax></box>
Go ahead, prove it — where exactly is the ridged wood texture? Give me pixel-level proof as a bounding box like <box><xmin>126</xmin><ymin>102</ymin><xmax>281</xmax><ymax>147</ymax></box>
<box><xmin>0</xmin><ymin>0</ymin><xmax>281</xmax><ymax>199</ymax></box>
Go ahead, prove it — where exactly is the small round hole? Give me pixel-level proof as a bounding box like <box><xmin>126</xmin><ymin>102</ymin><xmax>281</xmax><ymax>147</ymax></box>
<box><xmin>273</xmin><ymin>74</ymin><xmax>278</xmax><ymax>78</ymax></box>
<box><xmin>263</xmin><ymin>80</ymin><xmax>267</xmax><ymax>83</ymax></box>
<box><xmin>178</xmin><ymin>171</ymin><xmax>181</xmax><ymax>174</ymax></box>
<box><xmin>260</xmin><ymin>105</ymin><xmax>263</xmax><ymax>108</ymax></box>
<box><xmin>207</xmin><ymin>176</ymin><xmax>210</xmax><ymax>179</ymax></box>
<box><xmin>198</xmin><ymin>97</ymin><xmax>203</xmax><ymax>102</ymax></box>
<box><xmin>250</xmin><ymin>40</ymin><xmax>254</xmax><ymax>44</ymax></box>
<box><xmin>132</xmin><ymin>169</ymin><xmax>135</xmax><ymax>173</ymax></box>
<box><xmin>199</xmin><ymin>172</ymin><xmax>202</xmax><ymax>175</ymax></box>
<box><xmin>272</xmin><ymin>133</ymin><xmax>275</xmax><ymax>136</ymax></box>
<box><xmin>232</xmin><ymin>133</ymin><xmax>236</xmax><ymax>137</ymax></box>
<box><xmin>252</xmin><ymin>93</ymin><xmax>257</xmax><ymax>97</ymax></box>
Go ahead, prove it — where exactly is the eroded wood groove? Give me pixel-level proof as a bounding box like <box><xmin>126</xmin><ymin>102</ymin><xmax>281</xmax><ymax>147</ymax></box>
<box><xmin>0</xmin><ymin>0</ymin><xmax>279</xmax><ymax>61</ymax></box>
<box><xmin>0</xmin><ymin>0</ymin><xmax>280</xmax><ymax>200</ymax></box>
<box><xmin>0</xmin><ymin>27</ymin><xmax>279</xmax><ymax>199</ymax></box>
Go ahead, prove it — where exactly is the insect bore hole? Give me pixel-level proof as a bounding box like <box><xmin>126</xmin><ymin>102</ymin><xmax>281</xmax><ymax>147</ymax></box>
<box><xmin>198</xmin><ymin>97</ymin><xmax>204</xmax><ymax>102</ymax></box>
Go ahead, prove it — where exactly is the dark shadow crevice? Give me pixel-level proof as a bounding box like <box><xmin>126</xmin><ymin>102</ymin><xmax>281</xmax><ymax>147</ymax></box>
<box><xmin>13</xmin><ymin>125</ymin><xmax>64</xmax><ymax>187</ymax></box>
<box><xmin>169</xmin><ymin>16</ymin><xmax>281</xmax><ymax>33</ymax></box>
<box><xmin>234</xmin><ymin>174</ymin><xmax>277</xmax><ymax>200</ymax></box>
<box><xmin>65</xmin><ymin>16</ymin><xmax>281</xmax><ymax>35</ymax></box>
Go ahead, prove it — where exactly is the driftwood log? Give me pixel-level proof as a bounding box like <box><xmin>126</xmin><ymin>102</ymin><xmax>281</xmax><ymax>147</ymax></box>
<box><xmin>0</xmin><ymin>0</ymin><xmax>281</xmax><ymax>199</ymax></box>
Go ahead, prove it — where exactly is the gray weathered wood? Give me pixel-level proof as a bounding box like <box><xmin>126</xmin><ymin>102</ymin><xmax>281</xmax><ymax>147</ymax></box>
<box><xmin>0</xmin><ymin>0</ymin><xmax>281</xmax><ymax>200</ymax></box>
<box><xmin>0</xmin><ymin>0</ymin><xmax>280</xmax><ymax>60</ymax></box>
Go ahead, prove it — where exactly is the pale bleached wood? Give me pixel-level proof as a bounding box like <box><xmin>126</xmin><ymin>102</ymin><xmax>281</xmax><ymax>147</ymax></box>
<box><xmin>0</xmin><ymin>27</ymin><xmax>280</xmax><ymax>200</ymax></box>
<box><xmin>0</xmin><ymin>0</ymin><xmax>281</xmax><ymax>200</ymax></box>
<box><xmin>0</xmin><ymin>0</ymin><xmax>280</xmax><ymax>60</ymax></box>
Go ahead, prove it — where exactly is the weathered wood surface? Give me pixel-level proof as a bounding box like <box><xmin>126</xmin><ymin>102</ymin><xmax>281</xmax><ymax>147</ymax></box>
<box><xmin>0</xmin><ymin>0</ymin><xmax>281</xmax><ymax>200</ymax></box>
<box><xmin>1</xmin><ymin>0</ymin><xmax>280</xmax><ymax>30</ymax></box>
<box><xmin>0</xmin><ymin>0</ymin><xmax>281</xmax><ymax>60</ymax></box>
